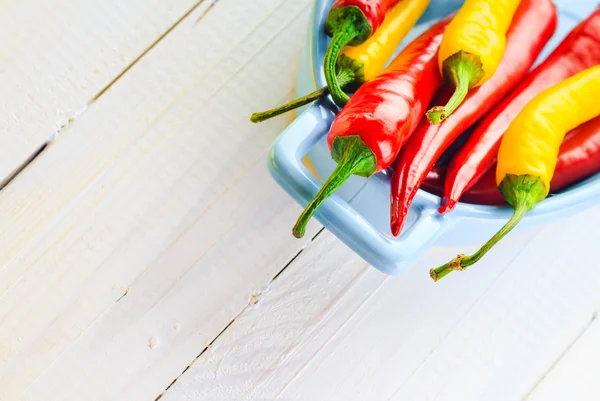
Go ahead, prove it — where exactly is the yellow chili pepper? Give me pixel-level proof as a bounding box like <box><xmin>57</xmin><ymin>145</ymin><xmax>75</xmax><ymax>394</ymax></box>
<box><xmin>250</xmin><ymin>0</ymin><xmax>430</xmax><ymax>123</ymax></box>
<box><xmin>341</xmin><ymin>0</ymin><xmax>430</xmax><ymax>82</ymax></box>
<box><xmin>426</xmin><ymin>0</ymin><xmax>522</xmax><ymax>125</ymax></box>
<box><xmin>431</xmin><ymin>65</ymin><xmax>600</xmax><ymax>281</ymax></box>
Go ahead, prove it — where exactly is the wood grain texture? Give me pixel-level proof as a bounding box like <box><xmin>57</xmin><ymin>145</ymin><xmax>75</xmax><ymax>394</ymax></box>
<box><xmin>525</xmin><ymin>315</ymin><xmax>600</xmax><ymax>401</ymax></box>
<box><xmin>4</xmin><ymin>0</ymin><xmax>600</xmax><ymax>399</ymax></box>
<box><xmin>0</xmin><ymin>0</ymin><xmax>200</xmax><ymax>185</ymax></box>
<box><xmin>0</xmin><ymin>0</ymin><xmax>319</xmax><ymax>399</ymax></box>
<box><xmin>162</xmin><ymin>204</ymin><xmax>600</xmax><ymax>401</ymax></box>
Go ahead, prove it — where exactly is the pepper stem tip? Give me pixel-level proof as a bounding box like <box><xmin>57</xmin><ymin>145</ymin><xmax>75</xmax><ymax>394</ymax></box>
<box><xmin>430</xmin><ymin>254</ymin><xmax>465</xmax><ymax>282</ymax></box>
<box><xmin>426</xmin><ymin>106</ymin><xmax>448</xmax><ymax>125</ymax></box>
<box><xmin>430</xmin><ymin>175</ymin><xmax>547</xmax><ymax>280</ymax></box>
<box><xmin>292</xmin><ymin>136</ymin><xmax>376</xmax><ymax>238</ymax></box>
<box><xmin>250</xmin><ymin>86</ymin><xmax>329</xmax><ymax>124</ymax></box>
<box><xmin>249</xmin><ymin>113</ymin><xmax>263</xmax><ymax>124</ymax></box>
<box><xmin>427</xmin><ymin>51</ymin><xmax>485</xmax><ymax>125</ymax></box>
<box><xmin>250</xmin><ymin>68</ymin><xmax>357</xmax><ymax>123</ymax></box>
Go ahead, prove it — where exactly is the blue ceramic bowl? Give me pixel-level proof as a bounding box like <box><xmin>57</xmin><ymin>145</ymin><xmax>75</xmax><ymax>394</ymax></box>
<box><xmin>268</xmin><ymin>0</ymin><xmax>600</xmax><ymax>275</ymax></box>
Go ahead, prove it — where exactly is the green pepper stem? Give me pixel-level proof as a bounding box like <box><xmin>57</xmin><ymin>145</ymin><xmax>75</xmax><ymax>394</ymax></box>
<box><xmin>426</xmin><ymin>50</ymin><xmax>485</xmax><ymax>125</ymax></box>
<box><xmin>324</xmin><ymin>17</ymin><xmax>360</xmax><ymax>107</ymax></box>
<box><xmin>426</xmin><ymin>78</ymin><xmax>470</xmax><ymax>125</ymax></box>
<box><xmin>293</xmin><ymin>136</ymin><xmax>376</xmax><ymax>238</ymax></box>
<box><xmin>250</xmin><ymin>68</ymin><xmax>356</xmax><ymax>123</ymax></box>
<box><xmin>251</xmin><ymin>87</ymin><xmax>329</xmax><ymax>123</ymax></box>
<box><xmin>430</xmin><ymin>205</ymin><xmax>528</xmax><ymax>281</ymax></box>
<box><xmin>430</xmin><ymin>174</ymin><xmax>547</xmax><ymax>281</ymax></box>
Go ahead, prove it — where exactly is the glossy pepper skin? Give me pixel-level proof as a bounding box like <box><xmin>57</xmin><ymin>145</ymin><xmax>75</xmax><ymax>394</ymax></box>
<box><xmin>422</xmin><ymin>117</ymin><xmax>600</xmax><ymax>205</ymax></box>
<box><xmin>496</xmin><ymin>67</ymin><xmax>600</xmax><ymax>189</ymax></box>
<box><xmin>425</xmin><ymin>0</ymin><xmax>522</xmax><ymax>124</ymax></box>
<box><xmin>440</xmin><ymin>7</ymin><xmax>600</xmax><ymax>214</ymax></box>
<box><xmin>341</xmin><ymin>0</ymin><xmax>428</xmax><ymax>81</ymax></box>
<box><xmin>250</xmin><ymin>0</ymin><xmax>429</xmax><ymax>123</ymax></box>
<box><xmin>324</xmin><ymin>0</ymin><xmax>401</xmax><ymax>106</ymax></box>
<box><xmin>389</xmin><ymin>0</ymin><xmax>556</xmax><ymax>236</ymax></box>
<box><xmin>431</xmin><ymin>65</ymin><xmax>600</xmax><ymax>281</ymax></box>
<box><xmin>292</xmin><ymin>16</ymin><xmax>449</xmax><ymax>238</ymax></box>
<box><xmin>327</xmin><ymin>0</ymin><xmax>402</xmax><ymax>38</ymax></box>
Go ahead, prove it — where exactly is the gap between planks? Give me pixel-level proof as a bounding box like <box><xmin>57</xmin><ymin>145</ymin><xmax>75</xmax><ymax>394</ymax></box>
<box><xmin>0</xmin><ymin>142</ymin><xmax>49</xmax><ymax>193</ymax></box>
<box><xmin>0</xmin><ymin>0</ymin><xmax>219</xmax><ymax>197</ymax></box>
<box><xmin>0</xmin><ymin>0</ymin><xmax>321</xmax><ymax>398</ymax></box>
<box><xmin>154</xmin><ymin>228</ymin><xmax>327</xmax><ymax>401</ymax></box>
<box><xmin>521</xmin><ymin>312</ymin><xmax>598</xmax><ymax>401</ymax></box>
<box><xmin>91</xmin><ymin>0</ymin><xmax>218</xmax><ymax>103</ymax></box>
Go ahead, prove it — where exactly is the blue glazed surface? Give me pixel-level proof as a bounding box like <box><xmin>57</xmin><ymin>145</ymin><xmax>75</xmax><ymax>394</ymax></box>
<box><xmin>268</xmin><ymin>0</ymin><xmax>600</xmax><ymax>275</ymax></box>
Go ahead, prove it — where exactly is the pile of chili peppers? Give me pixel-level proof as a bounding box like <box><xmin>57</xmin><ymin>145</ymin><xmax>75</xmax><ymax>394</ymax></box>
<box><xmin>252</xmin><ymin>0</ymin><xmax>600</xmax><ymax>281</ymax></box>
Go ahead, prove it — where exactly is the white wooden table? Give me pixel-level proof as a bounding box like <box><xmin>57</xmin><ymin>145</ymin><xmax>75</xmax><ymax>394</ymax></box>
<box><xmin>2</xmin><ymin>1</ymin><xmax>600</xmax><ymax>400</ymax></box>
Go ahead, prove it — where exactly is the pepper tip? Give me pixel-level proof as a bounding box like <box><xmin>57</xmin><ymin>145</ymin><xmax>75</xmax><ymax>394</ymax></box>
<box><xmin>390</xmin><ymin>209</ymin><xmax>406</xmax><ymax>237</ymax></box>
<box><xmin>391</xmin><ymin>223</ymin><xmax>402</xmax><ymax>238</ymax></box>
<box><xmin>438</xmin><ymin>198</ymin><xmax>457</xmax><ymax>214</ymax></box>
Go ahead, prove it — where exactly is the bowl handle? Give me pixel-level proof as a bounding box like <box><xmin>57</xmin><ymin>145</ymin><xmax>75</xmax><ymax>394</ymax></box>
<box><xmin>268</xmin><ymin>101</ymin><xmax>455</xmax><ymax>275</ymax></box>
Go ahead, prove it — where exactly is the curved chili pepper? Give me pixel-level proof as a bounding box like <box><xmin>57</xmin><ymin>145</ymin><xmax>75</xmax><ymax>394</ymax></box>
<box><xmin>251</xmin><ymin>0</ymin><xmax>429</xmax><ymax>123</ymax></box>
<box><xmin>431</xmin><ymin>65</ymin><xmax>600</xmax><ymax>281</ymax></box>
<box><xmin>389</xmin><ymin>0</ymin><xmax>556</xmax><ymax>236</ymax></box>
<box><xmin>548</xmin><ymin>118</ymin><xmax>600</xmax><ymax>191</ymax></box>
<box><xmin>422</xmin><ymin>117</ymin><xmax>600</xmax><ymax>205</ymax></box>
<box><xmin>425</xmin><ymin>0</ymin><xmax>522</xmax><ymax>124</ymax></box>
<box><xmin>324</xmin><ymin>0</ymin><xmax>401</xmax><ymax>106</ymax></box>
<box><xmin>292</xmin><ymin>16</ymin><xmax>449</xmax><ymax>238</ymax></box>
<box><xmin>440</xmin><ymin>7</ymin><xmax>600</xmax><ymax>214</ymax></box>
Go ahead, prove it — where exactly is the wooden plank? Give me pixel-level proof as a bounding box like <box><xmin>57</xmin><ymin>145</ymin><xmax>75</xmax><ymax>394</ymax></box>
<box><xmin>0</xmin><ymin>0</ymin><xmax>320</xmax><ymax>399</ymax></box>
<box><xmin>155</xmin><ymin>1</ymin><xmax>599</xmax><ymax>399</ymax></box>
<box><xmin>160</xmin><ymin>204</ymin><xmax>600</xmax><ymax>401</ymax></box>
<box><xmin>0</xmin><ymin>0</ymin><xmax>200</xmax><ymax>185</ymax></box>
<box><xmin>524</xmin><ymin>316</ymin><xmax>600</xmax><ymax>401</ymax></box>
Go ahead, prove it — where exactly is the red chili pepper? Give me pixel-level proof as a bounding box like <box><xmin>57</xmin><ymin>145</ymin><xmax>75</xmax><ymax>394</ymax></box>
<box><xmin>325</xmin><ymin>0</ymin><xmax>401</xmax><ymax>106</ymax></box>
<box><xmin>423</xmin><ymin>116</ymin><xmax>600</xmax><ymax>205</ymax></box>
<box><xmin>440</xmin><ymin>7</ymin><xmax>600</xmax><ymax>214</ymax></box>
<box><xmin>292</xmin><ymin>16</ymin><xmax>448</xmax><ymax>238</ymax></box>
<box><xmin>388</xmin><ymin>0</ymin><xmax>557</xmax><ymax>236</ymax></box>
